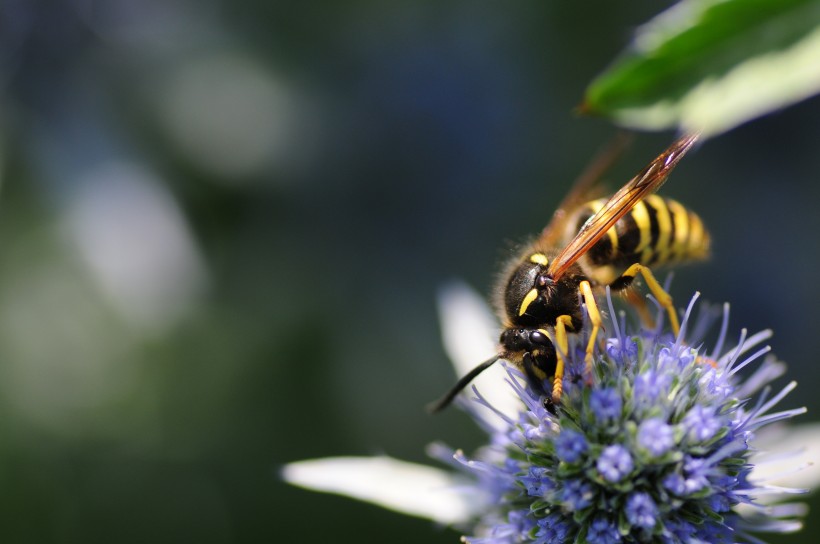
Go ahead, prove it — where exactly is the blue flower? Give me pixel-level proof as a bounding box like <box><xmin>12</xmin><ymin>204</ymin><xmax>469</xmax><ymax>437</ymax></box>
<box><xmin>625</xmin><ymin>492</ymin><xmax>658</xmax><ymax>529</ymax></box>
<box><xmin>606</xmin><ymin>336</ymin><xmax>637</xmax><ymax>363</ymax></box>
<box><xmin>632</xmin><ymin>369</ymin><xmax>670</xmax><ymax>403</ymax></box>
<box><xmin>522</xmin><ymin>466</ymin><xmax>552</xmax><ymax>497</ymax></box>
<box><xmin>637</xmin><ymin>418</ymin><xmax>674</xmax><ymax>457</ymax></box>
<box><xmin>682</xmin><ymin>404</ymin><xmax>722</xmax><ymax>443</ymax></box>
<box><xmin>586</xmin><ymin>516</ymin><xmax>621</xmax><ymax>544</ymax></box>
<box><xmin>284</xmin><ymin>284</ymin><xmax>818</xmax><ymax>543</ymax></box>
<box><xmin>596</xmin><ymin>444</ymin><xmax>634</xmax><ymax>482</ymax></box>
<box><xmin>554</xmin><ymin>429</ymin><xmax>588</xmax><ymax>463</ymax></box>
<box><xmin>534</xmin><ymin>514</ymin><xmax>571</xmax><ymax>543</ymax></box>
<box><xmin>561</xmin><ymin>478</ymin><xmax>595</xmax><ymax>511</ymax></box>
<box><xmin>449</xmin><ymin>290</ymin><xmax>809</xmax><ymax>543</ymax></box>
<box><xmin>590</xmin><ymin>387</ymin><xmax>623</xmax><ymax>421</ymax></box>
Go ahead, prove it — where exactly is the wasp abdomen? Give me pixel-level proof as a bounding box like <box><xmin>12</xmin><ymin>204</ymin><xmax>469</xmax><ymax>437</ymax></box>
<box><xmin>571</xmin><ymin>195</ymin><xmax>710</xmax><ymax>285</ymax></box>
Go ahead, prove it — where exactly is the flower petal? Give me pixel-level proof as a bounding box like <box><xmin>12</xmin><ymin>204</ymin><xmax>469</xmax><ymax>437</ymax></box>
<box><xmin>436</xmin><ymin>281</ymin><xmax>522</xmax><ymax>421</ymax></box>
<box><xmin>751</xmin><ymin>422</ymin><xmax>820</xmax><ymax>494</ymax></box>
<box><xmin>281</xmin><ymin>456</ymin><xmax>477</xmax><ymax>525</ymax></box>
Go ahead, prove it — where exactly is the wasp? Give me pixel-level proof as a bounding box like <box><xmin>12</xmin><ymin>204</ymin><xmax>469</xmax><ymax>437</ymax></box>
<box><xmin>430</xmin><ymin>133</ymin><xmax>709</xmax><ymax>412</ymax></box>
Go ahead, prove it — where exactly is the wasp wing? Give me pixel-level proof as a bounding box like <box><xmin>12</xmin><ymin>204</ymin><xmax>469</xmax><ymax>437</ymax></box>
<box><xmin>538</xmin><ymin>132</ymin><xmax>633</xmax><ymax>248</ymax></box>
<box><xmin>546</xmin><ymin>133</ymin><xmax>700</xmax><ymax>280</ymax></box>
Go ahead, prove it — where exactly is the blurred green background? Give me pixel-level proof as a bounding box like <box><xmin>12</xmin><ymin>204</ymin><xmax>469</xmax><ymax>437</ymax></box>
<box><xmin>0</xmin><ymin>1</ymin><xmax>818</xmax><ymax>543</ymax></box>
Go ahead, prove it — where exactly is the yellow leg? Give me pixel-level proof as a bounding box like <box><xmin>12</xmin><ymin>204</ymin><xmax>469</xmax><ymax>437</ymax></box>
<box><xmin>579</xmin><ymin>281</ymin><xmax>601</xmax><ymax>377</ymax></box>
<box><xmin>619</xmin><ymin>263</ymin><xmax>680</xmax><ymax>335</ymax></box>
<box><xmin>552</xmin><ymin>315</ymin><xmax>573</xmax><ymax>403</ymax></box>
<box><xmin>622</xmin><ymin>288</ymin><xmax>653</xmax><ymax>329</ymax></box>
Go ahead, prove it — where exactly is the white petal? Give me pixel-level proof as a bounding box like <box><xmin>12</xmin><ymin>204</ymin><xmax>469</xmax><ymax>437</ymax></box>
<box><xmin>751</xmin><ymin>423</ymin><xmax>820</xmax><ymax>494</ymax></box>
<box><xmin>437</xmin><ymin>281</ymin><xmax>522</xmax><ymax>421</ymax></box>
<box><xmin>62</xmin><ymin>162</ymin><xmax>208</xmax><ymax>332</ymax></box>
<box><xmin>282</xmin><ymin>456</ymin><xmax>478</xmax><ymax>525</ymax></box>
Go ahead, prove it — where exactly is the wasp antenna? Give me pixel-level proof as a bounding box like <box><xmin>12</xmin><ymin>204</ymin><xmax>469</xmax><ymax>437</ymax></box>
<box><xmin>427</xmin><ymin>355</ymin><xmax>500</xmax><ymax>414</ymax></box>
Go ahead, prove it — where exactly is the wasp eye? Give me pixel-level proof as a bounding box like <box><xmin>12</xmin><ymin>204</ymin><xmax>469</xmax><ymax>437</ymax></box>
<box><xmin>530</xmin><ymin>330</ymin><xmax>549</xmax><ymax>346</ymax></box>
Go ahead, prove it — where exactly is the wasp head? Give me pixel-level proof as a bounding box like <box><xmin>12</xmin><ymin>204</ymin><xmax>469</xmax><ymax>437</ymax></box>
<box><xmin>499</xmin><ymin>327</ymin><xmax>557</xmax><ymax>382</ymax></box>
<box><xmin>503</xmin><ymin>258</ymin><xmax>558</xmax><ymax>324</ymax></box>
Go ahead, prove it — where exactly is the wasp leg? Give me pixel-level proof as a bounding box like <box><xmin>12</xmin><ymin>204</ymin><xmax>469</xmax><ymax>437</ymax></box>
<box><xmin>522</xmin><ymin>353</ymin><xmax>546</xmax><ymax>396</ymax></box>
<box><xmin>579</xmin><ymin>281</ymin><xmax>601</xmax><ymax>377</ymax></box>
<box><xmin>621</xmin><ymin>288</ymin><xmax>654</xmax><ymax>329</ymax></box>
<box><xmin>523</xmin><ymin>353</ymin><xmax>556</xmax><ymax>414</ymax></box>
<box><xmin>552</xmin><ymin>315</ymin><xmax>574</xmax><ymax>403</ymax></box>
<box><xmin>614</xmin><ymin>263</ymin><xmax>680</xmax><ymax>336</ymax></box>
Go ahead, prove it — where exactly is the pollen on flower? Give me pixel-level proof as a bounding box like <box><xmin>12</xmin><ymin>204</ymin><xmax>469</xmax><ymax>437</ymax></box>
<box><xmin>441</xmin><ymin>291</ymin><xmax>808</xmax><ymax>544</ymax></box>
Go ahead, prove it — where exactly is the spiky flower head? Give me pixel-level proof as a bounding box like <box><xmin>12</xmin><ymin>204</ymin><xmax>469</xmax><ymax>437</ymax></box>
<box><xmin>283</xmin><ymin>285</ymin><xmax>817</xmax><ymax>543</ymax></box>
<box><xmin>437</xmin><ymin>290</ymin><xmax>807</xmax><ymax>543</ymax></box>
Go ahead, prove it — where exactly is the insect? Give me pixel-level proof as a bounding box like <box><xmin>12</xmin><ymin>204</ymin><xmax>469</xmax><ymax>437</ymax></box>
<box><xmin>430</xmin><ymin>133</ymin><xmax>708</xmax><ymax>413</ymax></box>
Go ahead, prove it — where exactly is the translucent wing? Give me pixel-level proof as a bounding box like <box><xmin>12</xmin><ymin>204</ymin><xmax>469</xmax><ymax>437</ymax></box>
<box><xmin>538</xmin><ymin>132</ymin><xmax>633</xmax><ymax>248</ymax></box>
<box><xmin>546</xmin><ymin>133</ymin><xmax>700</xmax><ymax>280</ymax></box>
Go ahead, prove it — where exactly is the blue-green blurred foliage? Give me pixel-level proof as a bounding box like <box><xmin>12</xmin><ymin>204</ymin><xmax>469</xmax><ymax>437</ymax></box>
<box><xmin>0</xmin><ymin>1</ymin><xmax>817</xmax><ymax>543</ymax></box>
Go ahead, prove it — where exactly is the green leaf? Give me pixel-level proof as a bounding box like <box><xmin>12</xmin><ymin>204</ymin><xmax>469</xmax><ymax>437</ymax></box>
<box><xmin>584</xmin><ymin>0</ymin><xmax>820</xmax><ymax>137</ymax></box>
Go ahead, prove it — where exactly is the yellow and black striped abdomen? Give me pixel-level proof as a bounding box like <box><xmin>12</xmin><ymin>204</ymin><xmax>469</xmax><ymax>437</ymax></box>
<box><xmin>569</xmin><ymin>195</ymin><xmax>710</xmax><ymax>286</ymax></box>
